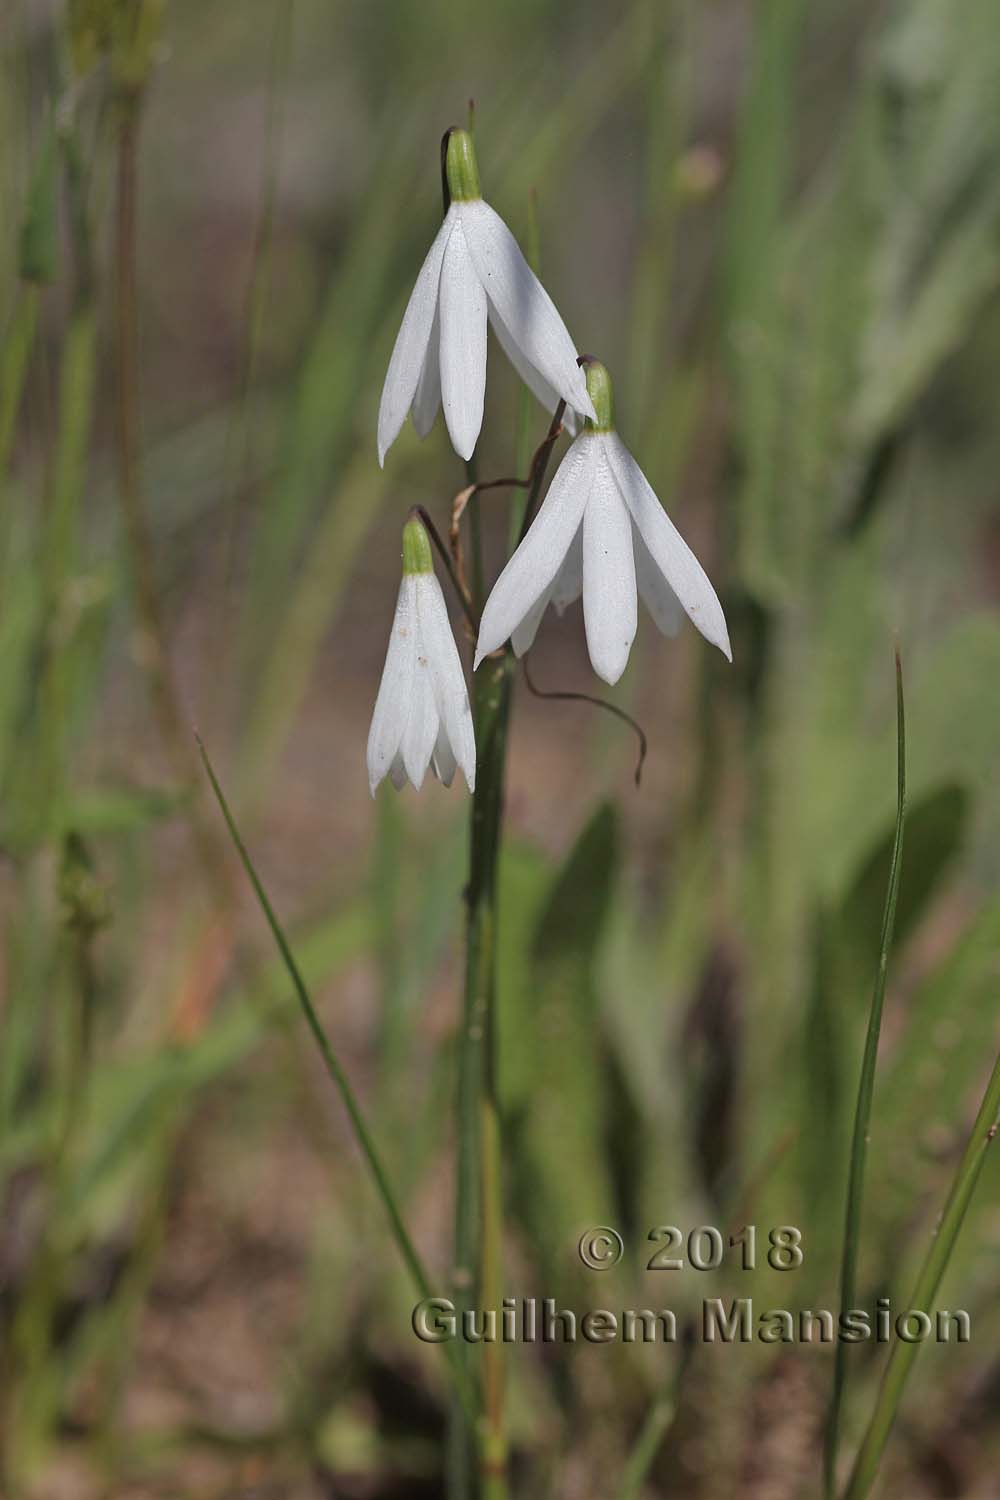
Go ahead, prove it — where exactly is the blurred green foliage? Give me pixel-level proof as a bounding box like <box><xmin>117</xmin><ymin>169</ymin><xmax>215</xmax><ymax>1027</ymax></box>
<box><xmin>0</xmin><ymin>0</ymin><xmax>998</xmax><ymax>1496</ymax></box>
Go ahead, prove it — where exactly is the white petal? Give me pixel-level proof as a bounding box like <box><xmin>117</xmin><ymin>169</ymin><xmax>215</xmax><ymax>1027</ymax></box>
<box><xmin>511</xmin><ymin>585</ymin><xmax>552</xmax><ymax>657</ymax></box>
<box><xmin>510</xmin><ymin>529</ymin><xmax>582</xmax><ymax>656</ymax></box>
<box><xmin>389</xmin><ymin>753</ymin><xmax>407</xmax><ymax>790</ymax></box>
<box><xmin>475</xmin><ymin>436</ymin><xmax>596</xmax><ymax>666</ymax></box>
<box><xmin>377</xmin><ymin>211</ymin><xmax>454</xmax><ymax>466</ymax></box>
<box><xmin>488</xmin><ymin>305</ymin><xmax>576</xmax><ymax>435</ymax></box>
<box><xmin>431</xmin><ymin>729</ymin><xmax>457</xmax><ymax>787</ymax></box>
<box><xmin>582</xmin><ymin>452</ymin><xmax>637</xmax><ymax>685</ymax></box>
<box><xmin>366</xmin><ymin>578</ymin><xmax>417</xmax><ymax>794</ymax></box>
<box><xmin>411</xmin><ymin>304</ymin><xmax>440</xmax><ymax>438</ymax></box>
<box><xmin>604</xmin><ymin>432</ymin><xmax>731</xmax><ymax>661</ymax></box>
<box><xmin>400</xmin><ymin>654</ymin><xmax>439</xmax><ymax>789</ymax></box>
<box><xmin>416</xmin><ymin>575</ymin><xmax>476</xmax><ymax>792</ymax></box>
<box><xmin>460</xmin><ymin>200</ymin><xmax>595</xmax><ymax>423</ymax></box>
<box><xmin>438</xmin><ymin>218</ymin><xmax>487</xmax><ymax>461</ymax></box>
<box><xmin>551</xmin><ymin>525</ymin><xmax>583</xmax><ymax>614</ymax></box>
<box><xmin>634</xmin><ymin>521</ymin><xmax>684</xmax><ymax>637</ymax></box>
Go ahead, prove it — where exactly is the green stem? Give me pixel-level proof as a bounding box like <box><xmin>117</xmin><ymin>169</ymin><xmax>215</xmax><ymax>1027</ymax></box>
<box><xmin>825</xmin><ymin>650</ymin><xmax>906</xmax><ymax>1497</ymax></box>
<box><xmin>467</xmin><ymin>647</ymin><xmax>512</xmax><ymax>1500</ymax></box>
<box><xmin>449</xmin><ymin>427</ymin><xmax>562</xmax><ymax>1498</ymax></box>
<box><xmin>36</xmin><ymin>305</ymin><xmax>98</xmax><ymax>832</ymax></box>
<box><xmin>450</xmin><ymin>451</ymin><xmax>485</xmax><ymax>1500</ymax></box>
<box><xmin>843</xmin><ymin>1048</ymin><xmax>1000</xmax><ymax>1499</ymax></box>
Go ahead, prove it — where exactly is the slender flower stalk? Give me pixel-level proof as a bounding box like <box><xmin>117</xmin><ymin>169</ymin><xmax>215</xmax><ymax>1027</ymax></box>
<box><xmin>377</xmin><ymin>129</ymin><xmax>595</xmax><ymax>464</ymax></box>
<box><xmin>447</xmin><ymin>413</ymin><xmax>564</xmax><ymax>1500</ymax></box>
<box><xmin>475</xmin><ymin>359</ymin><xmax>731</xmax><ymax>683</ymax></box>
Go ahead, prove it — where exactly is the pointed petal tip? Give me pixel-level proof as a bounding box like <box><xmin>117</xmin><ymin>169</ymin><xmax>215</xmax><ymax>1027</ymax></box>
<box><xmin>704</xmin><ymin>614</ymin><xmax>733</xmax><ymax>662</ymax></box>
<box><xmin>689</xmin><ymin>614</ymin><xmax>732</xmax><ymax>663</ymax></box>
<box><xmin>591</xmin><ymin>654</ymin><xmax>627</xmax><ymax>687</ymax></box>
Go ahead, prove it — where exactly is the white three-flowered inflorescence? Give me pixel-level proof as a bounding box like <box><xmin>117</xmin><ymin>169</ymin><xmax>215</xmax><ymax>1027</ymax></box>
<box><xmin>377</xmin><ymin>129</ymin><xmax>595</xmax><ymax>464</ymax></box>
<box><xmin>368</xmin><ymin>127</ymin><xmax>731</xmax><ymax>793</ymax></box>
<box><xmin>367</xmin><ymin>517</ymin><xmax>476</xmax><ymax>795</ymax></box>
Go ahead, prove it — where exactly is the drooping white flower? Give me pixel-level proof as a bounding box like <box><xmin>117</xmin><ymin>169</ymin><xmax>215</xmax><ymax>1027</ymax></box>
<box><xmin>377</xmin><ymin>129</ymin><xmax>595</xmax><ymax>466</ymax></box>
<box><xmin>475</xmin><ymin>360</ymin><xmax>731</xmax><ymax>685</ymax></box>
<box><xmin>367</xmin><ymin>517</ymin><xmax>476</xmax><ymax>794</ymax></box>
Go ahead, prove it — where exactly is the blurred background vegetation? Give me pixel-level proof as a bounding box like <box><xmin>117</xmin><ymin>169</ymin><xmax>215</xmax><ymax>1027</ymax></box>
<box><xmin>1</xmin><ymin>0</ymin><xmax>999</xmax><ymax>1495</ymax></box>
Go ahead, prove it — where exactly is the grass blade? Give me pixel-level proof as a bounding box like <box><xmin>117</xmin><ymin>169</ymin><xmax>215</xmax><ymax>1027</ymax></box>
<box><xmin>619</xmin><ymin>1346</ymin><xmax>693</xmax><ymax>1500</ymax></box>
<box><xmin>195</xmin><ymin>732</ymin><xmax>474</xmax><ymax>1421</ymax></box>
<box><xmin>824</xmin><ymin>648</ymin><xmax>906</xmax><ymax>1496</ymax></box>
<box><xmin>844</xmin><ymin>1047</ymin><xmax>1000</xmax><ymax>1498</ymax></box>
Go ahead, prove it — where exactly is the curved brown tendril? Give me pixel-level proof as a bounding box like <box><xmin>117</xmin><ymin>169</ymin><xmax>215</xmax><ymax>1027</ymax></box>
<box><xmin>521</xmin><ymin>655</ymin><xmax>648</xmax><ymax>787</ymax></box>
<box><xmin>449</xmin><ymin>477</ymin><xmax>525</xmax><ymax>608</ymax></box>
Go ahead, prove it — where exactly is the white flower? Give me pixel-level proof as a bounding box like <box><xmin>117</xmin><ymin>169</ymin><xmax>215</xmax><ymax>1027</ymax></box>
<box><xmin>474</xmin><ymin>361</ymin><xmax>731</xmax><ymax>686</ymax></box>
<box><xmin>377</xmin><ymin>129</ymin><xmax>595</xmax><ymax>466</ymax></box>
<box><xmin>367</xmin><ymin>519</ymin><xmax>476</xmax><ymax>795</ymax></box>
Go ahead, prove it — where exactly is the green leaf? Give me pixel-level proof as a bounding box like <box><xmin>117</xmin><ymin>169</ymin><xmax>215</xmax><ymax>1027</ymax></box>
<box><xmin>507</xmin><ymin>806</ymin><xmax>623</xmax><ymax>1272</ymax></box>
<box><xmin>840</xmin><ymin>781</ymin><xmax>968</xmax><ymax>965</ymax></box>
<box><xmin>531</xmin><ymin>802</ymin><xmax>619</xmax><ymax>967</ymax></box>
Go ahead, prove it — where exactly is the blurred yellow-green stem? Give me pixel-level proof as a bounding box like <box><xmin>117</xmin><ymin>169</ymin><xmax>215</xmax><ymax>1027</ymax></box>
<box><xmin>0</xmin><ymin>288</ymin><xmax>40</xmax><ymax>517</ymax></box>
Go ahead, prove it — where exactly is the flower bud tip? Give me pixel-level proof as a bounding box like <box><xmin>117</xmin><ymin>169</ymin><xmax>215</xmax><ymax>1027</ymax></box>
<box><xmin>581</xmin><ymin>359</ymin><xmax>614</xmax><ymax>433</ymax></box>
<box><xmin>444</xmin><ymin>128</ymin><xmax>481</xmax><ymax>203</ymax></box>
<box><xmin>402</xmin><ymin>517</ymin><xmax>433</xmax><ymax>575</ymax></box>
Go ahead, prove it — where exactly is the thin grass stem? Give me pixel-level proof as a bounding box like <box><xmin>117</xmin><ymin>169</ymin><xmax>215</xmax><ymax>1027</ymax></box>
<box><xmin>825</xmin><ymin>648</ymin><xmax>906</xmax><ymax>1496</ymax></box>
<box><xmin>196</xmin><ymin>733</ymin><xmax>476</xmax><ymax>1424</ymax></box>
<box><xmin>843</xmin><ymin>1048</ymin><xmax>1000</xmax><ymax>1498</ymax></box>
